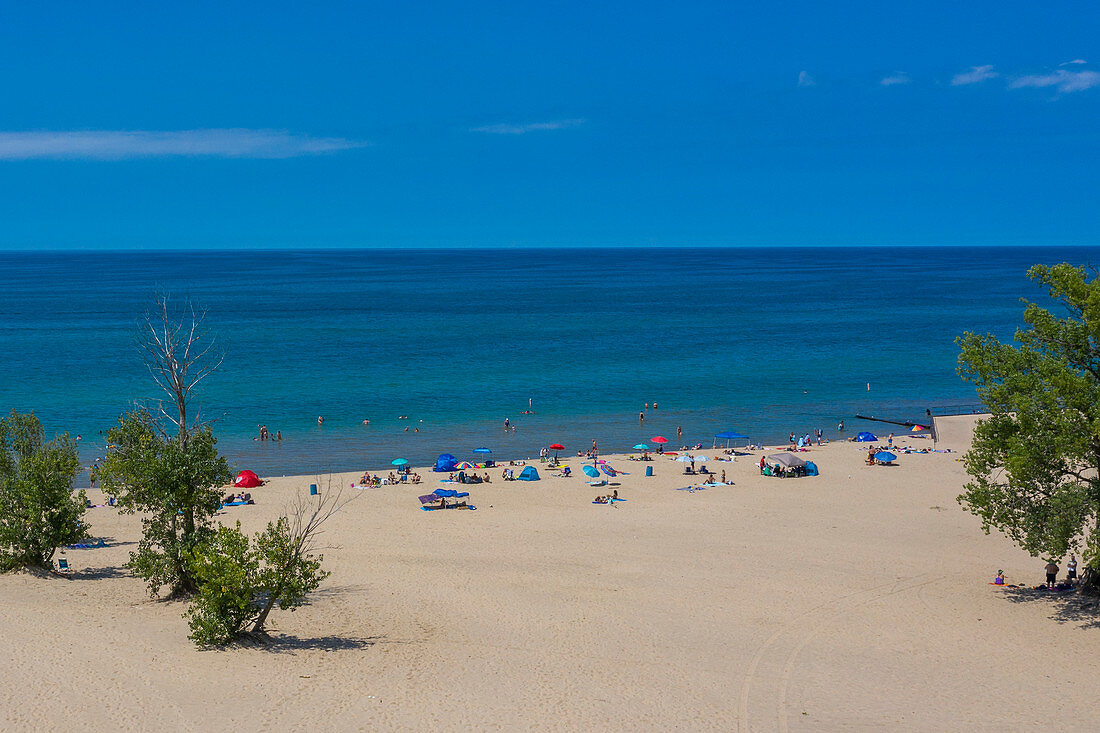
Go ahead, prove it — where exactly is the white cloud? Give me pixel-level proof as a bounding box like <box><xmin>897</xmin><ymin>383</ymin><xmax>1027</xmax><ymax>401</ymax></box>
<box><xmin>471</xmin><ymin>118</ymin><xmax>585</xmax><ymax>135</ymax></box>
<box><xmin>1061</xmin><ymin>59</ymin><xmax>1087</xmax><ymax>65</ymax></box>
<box><xmin>1010</xmin><ymin>69</ymin><xmax>1100</xmax><ymax>93</ymax></box>
<box><xmin>951</xmin><ymin>65</ymin><xmax>998</xmax><ymax>85</ymax></box>
<box><xmin>0</xmin><ymin>129</ymin><xmax>366</xmax><ymax>161</ymax></box>
<box><xmin>880</xmin><ymin>72</ymin><xmax>911</xmax><ymax>86</ymax></box>
<box><xmin>797</xmin><ymin>71</ymin><xmax>815</xmax><ymax>87</ymax></box>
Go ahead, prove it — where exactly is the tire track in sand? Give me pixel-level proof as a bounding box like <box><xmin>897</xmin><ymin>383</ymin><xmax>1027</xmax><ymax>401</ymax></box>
<box><xmin>774</xmin><ymin>574</ymin><xmax>946</xmax><ymax>733</ymax></box>
<box><xmin>737</xmin><ymin>574</ymin><xmax>936</xmax><ymax>733</ymax></box>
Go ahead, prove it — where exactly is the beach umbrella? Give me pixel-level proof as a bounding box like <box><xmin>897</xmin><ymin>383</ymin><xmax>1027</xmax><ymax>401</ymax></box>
<box><xmin>874</xmin><ymin>451</ymin><xmax>897</xmax><ymax>464</ymax></box>
<box><xmin>549</xmin><ymin>443</ymin><xmax>565</xmax><ymax>461</ymax></box>
<box><xmin>675</xmin><ymin>455</ymin><xmax>694</xmax><ymax>462</ymax></box>
<box><xmin>473</xmin><ymin>447</ymin><xmax>492</xmax><ymax>454</ymax></box>
<box><xmin>855</xmin><ymin>431</ymin><xmax>877</xmax><ymax>442</ymax></box>
<box><xmin>391</xmin><ymin>458</ymin><xmax>409</xmax><ymax>466</ymax></box>
<box><xmin>651</xmin><ymin>436</ymin><xmax>668</xmax><ymax>444</ymax></box>
<box><xmin>454</xmin><ymin>461</ymin><xmax>476</xmax><ymax>470</ymax></box>
<box><xmin>910</xmin><ymin>425</ymin><xmax>925</xmax><ymax>432</ymax></box>
<box><xmin>694</xmin><ymin>455</ymin><xmax>709</xmax><ymax>462</ymax></box>
<box><xmin>600</xmin><ymin>464</ymin><xmax>618</xmax><ymax>477</ymax></box>
<box><xmin>582</xmin><ymin>465</ymin><xmax>600</xmax><ymax>478</ymax></box>
<box><xmin>633</xmin><ymin>443</ymin><xmax>649</xmax><ymax>450</ymax></box>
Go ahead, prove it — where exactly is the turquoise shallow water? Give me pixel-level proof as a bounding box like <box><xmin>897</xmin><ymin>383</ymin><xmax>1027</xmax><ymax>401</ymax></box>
<box><xmin>0</xmin><ymin>246</ymin><xmax>1095</xmax><ymax>478</ymax></box>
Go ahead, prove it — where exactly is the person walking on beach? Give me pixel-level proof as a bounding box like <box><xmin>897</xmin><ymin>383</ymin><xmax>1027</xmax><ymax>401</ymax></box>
<box><xmin>1045</xmin><ymin>560</ymin><xmax>1059</xmax><ymax>589</ymax></box>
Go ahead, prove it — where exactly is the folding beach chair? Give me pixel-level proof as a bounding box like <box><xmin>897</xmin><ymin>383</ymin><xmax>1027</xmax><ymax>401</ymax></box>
<box><xmin>57</xmin><ymin>557</ymin><xmax>71</xmax><ymax>572</ymax></box>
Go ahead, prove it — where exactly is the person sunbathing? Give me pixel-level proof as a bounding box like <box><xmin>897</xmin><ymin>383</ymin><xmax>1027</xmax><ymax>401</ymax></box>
<box><xmin>594</xmin><ymin>495</ymin><xmax>608</xmax><ymax>504</ymax></box>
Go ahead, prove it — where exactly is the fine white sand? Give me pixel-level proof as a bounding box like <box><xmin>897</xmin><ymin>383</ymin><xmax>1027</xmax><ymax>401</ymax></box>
<box><xmin>4</xmin><ymin>415</ymin><xmax>1099</xmax><ymax>731</ymax></box>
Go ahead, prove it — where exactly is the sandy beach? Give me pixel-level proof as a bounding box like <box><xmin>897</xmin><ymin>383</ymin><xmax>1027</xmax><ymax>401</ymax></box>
<box><xmin>4</xmin><ymin>415</ymin><xmax>1099</xmax><ymax>731</ymax></box>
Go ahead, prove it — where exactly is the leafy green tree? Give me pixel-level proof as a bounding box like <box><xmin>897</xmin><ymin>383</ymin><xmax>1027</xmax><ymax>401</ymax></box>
<box><xmin>0</xmin><ymin>410</ymin><xmax>87</xmax><ymax>572</ymax></box>
<box><xmin>185</xmin><ymin>490</ymin><xmax>342</xmax><ymax>646</ymax></box>
<box><xmin>95</xmin><ymin>410</ymin><xmax>231</xmax><ymax>596</ymax></box>
<box><xmin>958</xmin><ymin>263</ymin><xmax>1100</xmax><ymax>590</ymax></box>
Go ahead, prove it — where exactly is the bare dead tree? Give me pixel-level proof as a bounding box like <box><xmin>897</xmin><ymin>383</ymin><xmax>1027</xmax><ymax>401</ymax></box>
<box><xmin>136</xmin><ymin>294</ymin><xmax>224</xmax><ymax>447</ymax></box>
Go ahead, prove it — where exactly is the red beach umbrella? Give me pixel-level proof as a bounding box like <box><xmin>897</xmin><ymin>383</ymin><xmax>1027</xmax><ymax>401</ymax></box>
<box><xmin>650</xmin><ymin>436</ymin><xmax>668</xmax><ymax>444</ymax></box>
<box><xmin>548</xmin><ymin>443</ymin><xmax>565</xmax><ymax>461</ymax></box>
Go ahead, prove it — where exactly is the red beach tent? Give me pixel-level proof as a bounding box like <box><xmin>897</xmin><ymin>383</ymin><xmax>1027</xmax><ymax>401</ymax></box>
<box><xmin>233</xmin><ymin>470</ymin><xmax>262</xmax><ymax>488</ymax></box>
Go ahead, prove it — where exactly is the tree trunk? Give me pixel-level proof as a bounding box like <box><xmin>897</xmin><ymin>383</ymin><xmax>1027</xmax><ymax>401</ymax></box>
<box><xmin>1080</xmin><ymin>566</ymin><xmax>1100</xmax><ymax>596</ymax></box>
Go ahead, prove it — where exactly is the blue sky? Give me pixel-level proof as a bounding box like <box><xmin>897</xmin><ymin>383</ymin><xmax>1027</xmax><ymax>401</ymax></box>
<box><xmin>0</xmin><ymin>2</ymin><xmax>1097</xmax><ymax>249</ymax></box>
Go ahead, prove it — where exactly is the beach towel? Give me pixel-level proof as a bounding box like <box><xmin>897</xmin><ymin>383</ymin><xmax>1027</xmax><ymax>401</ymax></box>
<box><xmin>221</xmin><ymin>500</ymin><xmax>254</xmax><ymax>507</ymax></box>
<box><xmin>67</xmin><ymin>538</ymin><xmax>107</xmax><ymax>549</ymax></box>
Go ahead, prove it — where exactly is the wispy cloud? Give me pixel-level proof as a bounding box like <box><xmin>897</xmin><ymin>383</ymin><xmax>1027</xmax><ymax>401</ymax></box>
<box><xmin>472</xmin><ymin>118</ymin><xmax>585</xmax><ymax>135</ymax></box>
<box><xmin>0</xmin><ymin>129</ymin><xmax>367</xmax><ymax>161</ymax></box>
<box><xmin>880</xmin><ymin>72</ymin><xmax>911</xmax><ymax>87</ymax></box>
<box><xmin>797</xmin><ymin>71</ymin><xmax>815</xmax><ymax>87</ymax></box>
<box><xmin>951</xmin><ymin>65</ymin><xmax>998</xmax><ymax>86</ymax></box>
<box><xmin>1060</xmin><ymin>59</ymin><xmax>1087</xmax><ymax>65</ymax></box>
<box><xmin>1010</xmin><ymin>69</ymin><xmax>1100</xmax><ymax>93</ymax></box>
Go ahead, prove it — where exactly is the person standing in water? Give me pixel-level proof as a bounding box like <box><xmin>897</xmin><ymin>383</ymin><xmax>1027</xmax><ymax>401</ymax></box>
<box><xmin>639</xmin><ymin>411</ymin><xmax>645</xmax><ymax>424</ymax></box>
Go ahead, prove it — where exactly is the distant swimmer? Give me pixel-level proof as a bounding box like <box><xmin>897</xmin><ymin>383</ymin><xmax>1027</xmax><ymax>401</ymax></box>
<box><xmin>362</xmin><ymin>419</ymin><xmax>370</xmax><ymax>424</ymax></box>
<box><xmin>398</xmin><ymin>415</ymin><xmax>408</xmax><ymax>419</ymax></box>
<box><xmin>275</xmin><ymin>430</ymin><xmax>282</xmax><ymax>440</ymax></box>
<box><xmin>653</xmin><ymin>402</ymin><xmax>658</xmax><ymax>410</ymax></box>
<box><xmin>317</xmin><ymin>416</ymin><xmax>324</xmax><ymax>425</ymax></box>
<box><xmin>504</xmin><ymin>417</ymin><xmax>510</xmax><ymax>430</ymax></box>
<box><xmin>639</xmin><ymin>411</ymin><xmax>645</xmax><ymax>424</ymax></box>
<box><xmin>404</xmin><ymin>427</ymin><xmax>409</xmax><ymax>432</ymax></box>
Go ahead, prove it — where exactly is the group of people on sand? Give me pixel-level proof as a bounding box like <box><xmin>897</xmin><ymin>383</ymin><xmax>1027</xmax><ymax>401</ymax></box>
<box><xmin>992</xmin><ymin>555</ymin><xmax>1080</xmax><ymax>590</ymax></box>
<box><xmin>593</xmin><ymin>489</ymin><xmax>621</xmax><ymax>504</ymax></box>
<box><xmin>222</xmin><ymin>492</ymin><xmax>254</xmax><ymax>505</ymax></box>
<box><xmin>358</xmin><ymin>472</ymin><xmax>422</xmax><ymax>487</ymax></box>
<box><xmin>789</xmin><ymin>430</ymin><xmax>825</xmax><ymax>448</ymax></box>
<box><xmin>255</xmin><ymin>425</ymin><xmax>282</xmax><ymax>441</ymax></box>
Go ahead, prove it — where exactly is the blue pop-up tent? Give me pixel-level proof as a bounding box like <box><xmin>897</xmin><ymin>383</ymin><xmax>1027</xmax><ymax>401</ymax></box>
<box><xmin>517</xmin><ymin>466</ymin><xmax>540</xmax><ymax>481</ymax></box>
<box><xmin>434</xmin><ymin>453</ymin><xmax>458</xmax><ymax>472</ymax></box>
<box><xmin>855</xmin><ymin>432</ymin><xmax>877</xmax><ymax>442</ymax></box>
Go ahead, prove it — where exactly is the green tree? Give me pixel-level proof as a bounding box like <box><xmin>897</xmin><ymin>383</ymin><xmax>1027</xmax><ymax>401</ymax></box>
<box><xmin>185</xmin><ymin>490</ymin><xmax>342</xmax><ymax>646</ymax></box>
<box><xmin>95</xmin><ymin>410</ymin><xmax>231</xmax><ymax>596</ymax></box>
<box><xmin>0</xmin><ymin>410</ymin><xmax>87</xmax><ymax>572</ymax></box>
<box><xmin>958</xmin><ymin>263</ymin><xmax>1100</xmax><ymax>591</ymax></box>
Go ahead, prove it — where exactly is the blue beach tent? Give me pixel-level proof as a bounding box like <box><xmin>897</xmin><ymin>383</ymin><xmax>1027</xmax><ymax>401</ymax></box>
<box><xmin>517</xmin><ymin>466</ymin><xmax>540</xmax><ymax>481</ymax></box>
<box><xmin>855</xmin><ymin>432</ymin><xmax>877</xmax><ymax>442</ymax></box>
<box><xmin>434</xmin><ymin>453</ymin><xmax>458</xmax><ymax>472</ymax></box>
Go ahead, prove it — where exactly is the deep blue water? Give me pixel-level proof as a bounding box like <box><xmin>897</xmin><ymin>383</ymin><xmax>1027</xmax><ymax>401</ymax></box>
<box><xmin>1</xmin><ymin>246</ymin><xmax>1096</xmax><ymax>480</ymax></box>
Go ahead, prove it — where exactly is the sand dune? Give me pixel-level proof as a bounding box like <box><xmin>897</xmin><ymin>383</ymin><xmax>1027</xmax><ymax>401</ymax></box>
<box><xmin>4</xmin><ymin>416</ymin><xmax>1099</xmax><ymax>731</ymax></box>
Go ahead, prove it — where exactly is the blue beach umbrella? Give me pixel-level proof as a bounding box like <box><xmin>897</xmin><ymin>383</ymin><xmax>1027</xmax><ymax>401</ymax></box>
<box><xmin>874</xmin><ymin>451</ymin><xmax>897</xmax><ymax>464</ymax></box>
<box><xmin>633</xmin><ymin>443</ymin><xmax>649</xmax><ymax>450</ymax></box>
<box><xmin>855</xmin><ymin>432</ymin><xmax>877</xmax><ymax>442</ymax></box>
<box><xmin>473</xmin><ymin>448</ymin><xmax>491</xmax><ymax>454</ymax></box>
<box><xmin>391</xmin><ymin>458</ymin><xmax>409</xmax><ymax>466</ymax></box>
<box><xmin>582</xmin><ymin>465</ymin><xmax>600</xmax><ymax>478</ymax></box>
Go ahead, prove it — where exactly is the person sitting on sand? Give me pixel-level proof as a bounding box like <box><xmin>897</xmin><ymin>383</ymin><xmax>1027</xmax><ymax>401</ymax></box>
<box><xmin>720</xmin><ymin>470</ymin><xmax>726</xmax><ymax>484</ymax></box>
<box><xmin>994</xmin><ymin>570</ymin><xmax>1006</xmax><ymax>585</ymax></box>
<box><xmin>560</xmin><ymin>466</ymin><xmax>571</xmax><ymax>477</ymax></box>
<box><xmin>411</xmin><ymin>473</ymin><xmax>421</xmax><ymax>484</ymax></box>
